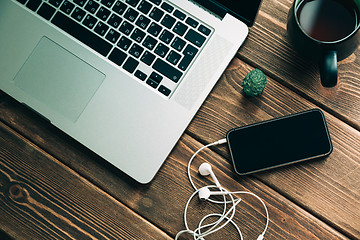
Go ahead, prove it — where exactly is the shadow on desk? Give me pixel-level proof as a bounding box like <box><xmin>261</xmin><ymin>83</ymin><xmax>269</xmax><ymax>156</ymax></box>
<box><xmin>0</xmin><ymin>229</ymin><xmax>13</xmax><ymax>240</ymax></box>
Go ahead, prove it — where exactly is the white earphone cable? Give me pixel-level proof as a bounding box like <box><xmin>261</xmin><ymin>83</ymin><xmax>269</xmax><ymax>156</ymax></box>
<box><xmin>178</xmin><ymin>138</ymin><xmax>269</xmax><ymax>240</ymax></box>
<box><xmin>177</xmin><ymin>185</ymin><xmax>243</xmax><ymax>240</ymax></box>
<box><xmin>187</xmin><ymin>138</ymin><xmax>227</xmax><ymax>190</ymax></box>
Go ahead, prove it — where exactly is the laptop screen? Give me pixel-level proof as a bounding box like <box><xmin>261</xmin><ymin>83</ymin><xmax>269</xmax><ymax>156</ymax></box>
<box><xmin>214</xmin><ymin>0</ymin><xmax>262</xmax><ymax>26</ymax></box>
<box><xmin>192</xmin><ymin>0</ymin><xmax>262</xmax><ymax>27</ymax></box>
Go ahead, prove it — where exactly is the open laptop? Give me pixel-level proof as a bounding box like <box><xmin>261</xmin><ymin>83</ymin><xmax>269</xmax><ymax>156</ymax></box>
<box><xmin>0</xmin><ymin>0</ymin><xmax>261</xmax><ymax>183</ymax></box>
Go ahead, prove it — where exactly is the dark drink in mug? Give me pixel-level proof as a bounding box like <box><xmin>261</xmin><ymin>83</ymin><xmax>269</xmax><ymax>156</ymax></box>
<box><xmin>287</xmin><ymin>0</ymin><xmax>360</xmax><ymax>87</ymax></box>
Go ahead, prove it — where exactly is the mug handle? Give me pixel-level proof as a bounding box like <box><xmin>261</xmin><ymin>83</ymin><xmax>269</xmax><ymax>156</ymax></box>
<box><xmin>319</xmin><ymin>51</ymin><xmax>338</xmax><ymax>87</ymax></box>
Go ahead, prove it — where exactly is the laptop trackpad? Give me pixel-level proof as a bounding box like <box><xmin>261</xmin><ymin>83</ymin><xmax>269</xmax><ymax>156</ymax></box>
<box><xmin>13</xmin><ymin>37</ymin><xmax>105</xmax><ymax>122</ymax></box>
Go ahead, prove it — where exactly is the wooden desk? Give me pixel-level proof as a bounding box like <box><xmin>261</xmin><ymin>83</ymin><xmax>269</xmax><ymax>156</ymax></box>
<box><xmin>1</xmin><ymin>0</ymin><xmax>359</xmax><ymax>239</ymax></box>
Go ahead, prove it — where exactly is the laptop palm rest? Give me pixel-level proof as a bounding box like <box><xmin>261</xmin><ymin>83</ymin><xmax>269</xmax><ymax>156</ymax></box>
<box><xmin>13</xmin><ymin>37</ymin><xmax>105</xmax><ymax>122</ymax></box>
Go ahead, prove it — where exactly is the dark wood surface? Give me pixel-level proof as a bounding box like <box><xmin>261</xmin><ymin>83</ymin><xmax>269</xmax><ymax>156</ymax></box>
<box><xmin>1</xmin><ymin>0</ymin><xmax>360</xmax><ymax>239</ymax></box>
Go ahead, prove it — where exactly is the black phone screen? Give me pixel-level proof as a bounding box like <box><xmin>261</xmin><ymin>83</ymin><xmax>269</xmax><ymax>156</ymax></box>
<box><xmin>227</xmin><ymin>109</ymin><xmax>333</xmax><ymax>175</ymax></box>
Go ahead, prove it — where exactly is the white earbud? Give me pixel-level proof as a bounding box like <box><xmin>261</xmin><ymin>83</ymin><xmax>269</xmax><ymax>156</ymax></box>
<box><xmin>198</xmin><ymin>187</ymin><xmax>211</xmax><ymax>201</ymax></box>
<box><xmin>198</xmin><ymin>187</ymin><xmax>229</xmax><ymax>201</ymax></box>
<box><xmin>198</xmin><ymin>163</ymin><xmax>221</xmax><ymax>188</ymax></box>
<box><xmin>176</xmin><ymin>139</ymin><xmax>269</xmax><ymax>240</ymax></box>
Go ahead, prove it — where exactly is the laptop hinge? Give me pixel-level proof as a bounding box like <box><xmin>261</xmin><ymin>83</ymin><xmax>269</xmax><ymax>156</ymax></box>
<box><xmin>190</xmin><ymin>0</ymin><xmax>227</xmax><ymax>19</ymax></box>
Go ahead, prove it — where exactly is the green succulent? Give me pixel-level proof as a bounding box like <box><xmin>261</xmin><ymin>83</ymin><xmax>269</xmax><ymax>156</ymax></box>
<box><xmin>242</xmin><ymin>69</ymin><xmax>267</xmax><ymax>97</ymax></box>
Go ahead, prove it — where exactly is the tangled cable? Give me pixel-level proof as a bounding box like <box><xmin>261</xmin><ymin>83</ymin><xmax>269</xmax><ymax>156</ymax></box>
<box><xmin>175</xmin><ymin>139</ymin><xmax>269</xmax><ymax>240</ymax></box>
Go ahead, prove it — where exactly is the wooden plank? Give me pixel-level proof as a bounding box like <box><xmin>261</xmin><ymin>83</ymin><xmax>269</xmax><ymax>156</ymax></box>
<box><xmin>186</xmin><ymin>58</ymin><xmax>360</xmax><ymax>239</ymax></box>
<box><xmin>1</xmin><ymin>1</ymin><xmax>358</xmax><ymax>239</ymax></box>
<box><xmin>159</xmin><ymin>133</ymin><xmax>349</xmax><ymax>239</ymax></box>
<box><xmin>0</xmin><ymin>122</ymin><xmax>171</xmax><ymax>240</ymax></box>
<box><xmin>0</xmin><ymin>92</ymin><xmax>349</xmax><ymax>239</ymax></box>
<box><xmin>238</xmin><ymin>0</ymin><xmax>360</xmax><ymax>129</ymax></box>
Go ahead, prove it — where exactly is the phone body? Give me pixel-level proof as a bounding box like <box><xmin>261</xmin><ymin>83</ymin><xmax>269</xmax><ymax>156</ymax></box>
<box><xmin>227</xmin><ymin>109</ymin><xmax>333</xmax><ymax>175</ymax></box>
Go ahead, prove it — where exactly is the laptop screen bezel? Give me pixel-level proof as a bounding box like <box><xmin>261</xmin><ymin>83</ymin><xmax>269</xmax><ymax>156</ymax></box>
<box><xmin>191</xmin><ymin>0</ymin><xmax>262</xmax><ymax>27</ymax></box>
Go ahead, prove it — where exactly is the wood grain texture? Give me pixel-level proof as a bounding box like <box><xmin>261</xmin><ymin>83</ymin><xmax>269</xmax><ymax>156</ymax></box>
<box><xmin>186</xmin><ymin>58</ymin><xmax>360</xmax><ymax>239</ymax></box>
<box><xmin>1</xmin><ymin>59</ymin><xmax>356</xmax><ymax>239</ymax></box>
<box><xmin>161</xmin><ymin>134</ymin><xmax>350</xmax><ymax>240</ymax></box>
<box><xmin>0</xmin><ymin>117</ymin><xmax>349</xmax><ymax>240</ymax></box>
<box><xmin>0</xmin><ymin>122</ymin><xmax>171</xmax><ymax>240</ymax></box>
<box><xmin>238</xmin><ymin>0</ymin><xmax>360</xmax><ymax>129</ymax></box>
<box><xmin>1</xmin><ymin>0</ymin><xmax>360</xmax><ymax>238</ymax></box>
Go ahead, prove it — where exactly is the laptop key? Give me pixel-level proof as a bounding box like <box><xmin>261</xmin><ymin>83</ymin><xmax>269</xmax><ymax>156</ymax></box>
<box><xmin>119</xmin><ymin>21</ymin><xmax>134</xmax><ymax>35</ymax></box>
<box><xmin>160</xmin><ymin>2</ymin><xmax>173</xmax><ymax>13</ymax></box>
<box><xmin>178</xmin><ymin>44</ymin><xmax>198</xmax><ymax>71</ymax></box>
<box><xmin>126</xmin><ymin>0</ymin><xmax>140</xmax><ymax>7</ymax></box>
<box><xmin>148</xmin><ymin>0</ymin><xmax>161</xmax><ymax>6</ymax></box>
<box><xmin>26</xmin><ymin>0</ymin><xmax>42</xmax><ymax>11</ymax></box>
<box><xmin>140</xmin><ymin>51</ymin><xmax>156</xmax><ymax>65</ymax></box>
<box><xmin>129</xmin><ymin>43</ymin><xmax>144</xmax><ymax>58</ymax></box>
<box><xmin>154</xmin><ymin>43</ymin><xmax>169</xmax><ymax>58</ymax></box>
<box><xmin>124</xmin><ymin>7</ymin><xmax>139</xmax><ymax>22</ymax></box>
<box><xmin>149</xmin><ymin>7</ymin><xmax>164</xmax><ymax>22</ymax></box>
<box><xmin>142</xmin><ymin>36</ymin><xmax>157</xmax><ymax>50</ymax></box>
<box><xmin>113</xmin><ymin>1</ymin><xmax>127</xmax><ymax>15</ymax></box>
<box><xmin>166</xmin><ymin>50</ymin><xmax>181</xmax><ymax>65</ymax></box>
<box><xmin>185</xmin><ymin>29</ymin><xmax>206</xmax><ymax>47</ymax></box>
<box><xmin>72</xmin><ymin>7</ymin><xmax>86</xmax><ymax>21</ymax></box>
<box><xmin>178</xmin><ymin>56</ymin><xmax>192</xmax><ymax>71</ymax></box>
<box><xmin>147</xmin><ymin>72</ymin><xmax>163</xmax><ymax>88</ymax></box>
<box><xmin>135</xmin><ymin>15</ymin><xmax>151</xmax><ymax>29</ymax></box>
<box><xmin>123</xmin><ymin>56</ymin><xmax>139</xmax><ymax>73</ymax></box>
<box><xmin>146</xmin><ymin>79</ymin><xmax>159</xmax><ymax>88</ymax></box>
<box><xmin>117</xmin><ymin>36</ymin><xmax>132</xmax><ymax>51</ymax></box>
<box><xmin>38</xmin><ymin>3</ymin><xmax>56</xmax><ymax>20</ymax></box>
<box><xmin>159</xmin><ymin>29</ymin><xmax>174</xmax><ymax>44</ymax></box>
<box><xmin>73</xmin><ymin>0</ymin><xmax>87</xmax><ymax>7</ymax></box>
<box><xmin>108</xmin><ymin>48</ymin><xmax>127</xmax><ymax>66</ymax></box>
<box><xmin>171</xmin><ymin>37</ymin><xmax>186</xmax><ymax>51</ymax></box>
<box><xmin>158</xmin><ymin>85</ymin><xmax>171</xmax><ymax>96</ymax></box>
<box><xmin>97</xmin><ymin>6</ymin><xmax>111</xmax><ymax>21</ymax></box>
<box><xmin>183</xmin><ymin>44</ymin><xmax>199</xmax><ymax>56</ymax></box>
<box><xmin>147</xmin><ymin>22</ymin><xmax>162</xmax><ymax>37</ymax></box>
<box><xmin>60</xmin><ymin>1</ymin><xmax>75</xmax><ymax>15</ymax></box>
<box><xmin>101</xmin><ymin>0</ymin><xmax>115</xmax><ymax>8</ymax></box>
<box><xmin>161</xmin><ymin>14</ymin><xmax>176</xmax><ymax>29</ymax></box>
<box><xmin>49</xmin><ymin>0</ymin><xmax>64</xmax><ymax>8</ymax></box>
<box><xmin>105</xmin><ymin>28</ymin><xmax>121</xmax><ymax>43</ymax></box>
<box><xmin>131</xmin><ymin>28</ymin><xmax>146</xmax><ymax>43</ymax></box>
<box><xmin>108</xmin><ymin>13</ymin><xmax>123</xmax><ymax>28</ymax></box>
<box><xmin>198</xmin><ymin>24</ymin><xmax>211</xmax><ymax>36</ymax></box>
<box><xmin>94</xmin><ymin>21</ymin><xmax>109</xmax><ymax>36</ymax></box>
<box><xmin>83</xmin><ymin>14</ymin><xmax>98</xmax><ymax>29</ymax></box>
<box><xmin>85</xmin><ymin>1</ymin><xmax>100</xmax><ymax>14</ymax></box>
<box><xmin>137</xmin><ymin>0</ymin><xmax>152</xmax><ymax>14</ymax></box>
<box><xmin>134</xmin><ymin>70</ymin><xmax>147</xmax><ymax>81</ymax></box>
<box><xmin>173</xmin><ymin>22</ymin><xmax>188</xmax><ymax>36</ymax></box>
<box><xmin>185</xmin><ymin>17</ymin><xmax>199</xmax><ymax>28</ymax></box>
<box><xmin>52</xmin><ymin>12</ymin><xmax>112</xmax><ymax>56</ymax></box>
<box><xmin>173</xmin><ymin>9</ymin><xmax>186</xmax><ymax>20</ymax></box>
<box><xmin>149</xmin><ymin>72</ymin><xmax>163</xmax><ymax>83</ymax></box>
<box><xmin>152</xmin><ymin>58</ymin><xmax>182</xmax><ymax>83</ymax></box>
<box><xmin>16</xmin><ymin>0</ymin><xmax>27</xmax><ymax>4</ymax></box>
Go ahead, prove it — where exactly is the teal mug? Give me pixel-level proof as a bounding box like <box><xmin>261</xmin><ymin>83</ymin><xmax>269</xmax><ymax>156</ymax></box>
<box><xmin>287</xmin><ymin>0</ymin><xmax>360</xmax><ymax>87</ymax></box>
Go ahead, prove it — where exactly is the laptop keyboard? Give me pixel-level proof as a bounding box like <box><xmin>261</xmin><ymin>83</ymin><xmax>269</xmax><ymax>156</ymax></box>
<box><xmin>15</xmin><ymin>0</ymin><xmax>213</xmax><ymax>97</ymax></box>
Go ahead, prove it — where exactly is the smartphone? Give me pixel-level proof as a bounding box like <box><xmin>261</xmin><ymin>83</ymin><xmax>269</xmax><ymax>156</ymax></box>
<box><xmin>227</xmin><ymin>109</ymin><xmax>333</xmax><ymax>175</ymax></box>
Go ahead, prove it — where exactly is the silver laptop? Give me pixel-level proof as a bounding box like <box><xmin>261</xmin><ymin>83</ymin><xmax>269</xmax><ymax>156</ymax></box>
<box><xmin>0</xmin><ymin>0</ymin><xmax>261</xmax><ymax>183</ymax></box>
